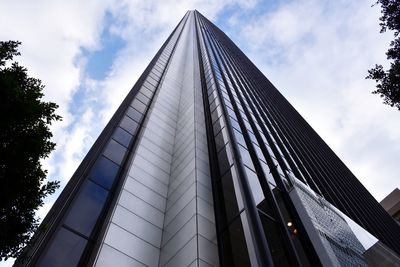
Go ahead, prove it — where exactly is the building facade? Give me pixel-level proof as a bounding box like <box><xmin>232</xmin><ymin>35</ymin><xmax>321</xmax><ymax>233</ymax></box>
<box><xmin>16</xmin><ymin>10</ymin><xmax>400</xmax><ymax>267</ymax></box>
<box><xmin>381</xmin><ymin>188</ymin><xmax>400</xmax><ymax>225</ymax></box>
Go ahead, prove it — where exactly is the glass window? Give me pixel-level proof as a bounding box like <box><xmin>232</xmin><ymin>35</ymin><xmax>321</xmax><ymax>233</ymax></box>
<box><xmin>259</xmin><ymin>212</ymin><xmax>291</xmax><ymax>267</ymax></box>
<box><xmin>152</xmin><ymin>65</ymin><xmax>163</xmax><ymax>75</ymax></box>
<box><xmin>210</xmin><ymin>98</ymin><xmax>220</xmax><ymax>112</ymax></box>
<box><xmin>229</xmin><ymin>116</ymin><xmax>240</xmax><ymax>131</ymax></box>
<box><xmin>135</xmin><ymin>92</ymin><xmax>150</xmax><ymax>105</ymax></box>
<box><xmin>214</xmin><ymin>127</ymin><xmax>228</xmax><ymax>153</ymax></box>
<box><xmin>205</xmin><ymin>73</ymin><xmax>213</xmax><ymax>83</ymax></box>
<box><xmin>217</xmin><ymin>167</ymin><xmax>243</xmax><ymax>224</ymax></box>
<box><xmin>211</xmin><ymin>106</ymin><xmax>223</xmax><ymax>124</ymax></box>
<box><xmin>244</xmin><ymin>166</ymin><xmax>264</xmax><ymax>205</ymax></box>
<box><xmin>226</xmin><ymin>106</ymin><xmax>236</xmax><ymax>119</ymax></box>
<box><xmin>260</xmin><ymin>162</ymin><xmax>277</xmax><ymax>187</ymax></box>
<box><xmin>221</xmin><ymin>90</ymin><xmax>229</xmax><ymax>100</ymax></box>
<box><xmin>64</xmin><ymin>180</ymin><xmax>108</xmax><ymax>237</ymax></box>
<box><xmin>206</xmin><ymin>79</ymin><xmax>215</xmax><ymax>88</ymax></box>
<box><xmin>212</xmin><ymin>119</ymin><xmax>224</xmax><ymax>136</ymax></box>
<box><xmin>253</xmin><ymin>143</ymin><xmax>264</xmax><ymax>161</ymax></box>
<box><xmin>36</xmin><ymin>227</ymin><xmax>87</xmax><ymax>267</ymax></box>
<box><xmin>89</xmin><ymin>156</ymin><xmax>120</xmax><ymax>190</ymax></box>
<box><xmin>237</xmin><ymin>144</ymin><xmax>254</xmax><ymax>170</ymax></box>
<box><xmin>233</xmin><ymin>128</ymin><xmax>246</xmax><ymax>147</ymax></box>
<box><xmin>112</xmin><ymin>127</ymin><xmax>133</xmax><ymax>148</ymax></box>
<box><xmin>126</xmin><ymin>107</ymin><xmax>142</xmax><ymax>123</ymax></box>
<box><xmin>217</xmin><ymin>145</ymin><xmax>234</xmax><ymax>176</ymax></box>
<box><xmin>220</xmin><ymin>213</ymin><xmax>251</xmax><ymax>267</ymax></box>
<box><xmin>265</xmin><ymin>144</ymin><xmax>274</xmax><ymax>157</ymax></box>
<box><xmin>103</xmin><ymin>139</ymin><xmax>127</xmax><ymax>165</ymax></box>
<box><xmin>146</xmin><ymin>75</ymin><xmax>158</xmax><ymax>87</ymax></box>
<box><xmin>244</xmin><ymin>120</ymin><xmax>253</xmax><ymax>132</ymax></box>
<box><xmin>225</xmin><ymin>99</ymin><xmax>233</xmax><ymax>110</ymax></box>
<box><xmin>148</xmin><ymin>71</ymin><xmax>160</xmax><ymax>81</ymax></box>
<box><xmin>131</xmin><ymin>99</ymin><xmax>146</xmax><ymax>113</ymax></box>
<box><xmin>143</xmin><ymin>80</ymin><xmax>155</xmax><ymax>92</ymax></box>
<box><xmin>120</xmin><ymin>116</ymin><xmax>139</xmax><ymax>134</ymax></box>
<box><xmin>140</xmin><ymin>86</ymin><xmax>153</xmax><ymax>99</ymax></box>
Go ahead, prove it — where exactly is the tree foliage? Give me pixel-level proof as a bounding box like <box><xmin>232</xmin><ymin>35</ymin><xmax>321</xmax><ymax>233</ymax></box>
<box><xmin>367</xmin><ymin>0</ymin><xmax>400</xmax><ymax>110</ymax></box>
<box><xmin>0</xmin><ymin>41</ymin><xmax>61</xmax><ymax>261</ymax></box>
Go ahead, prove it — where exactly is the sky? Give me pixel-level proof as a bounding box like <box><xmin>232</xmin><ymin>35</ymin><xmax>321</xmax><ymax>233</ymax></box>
<box><xmin>0</xmin><ymin>0</ymin><xmax>399</xmax><ymax>265</ymax></box>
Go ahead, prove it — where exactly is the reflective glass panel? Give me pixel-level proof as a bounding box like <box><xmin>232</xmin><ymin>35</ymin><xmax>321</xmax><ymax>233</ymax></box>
<box><xmin>126</xmin><ymin>107</ymin><xmax>142</xmax><ymax>123</ymax></box>
<box><xmin>220</xmin><ymin>214</ymin><xmax>251</xmax><ymax>267</ymax></box>
<box><xmin>64</xmin><ymin>180</ymin><xmax>108</xmax><ymax>237</ymax></box>
<box><xmin>89</xmin><ymin>156</ymin><xmax>120</xmax><ymax>190</ymax></box>
<box><xmin>120</xmin><ymin>116</ymin><xmax>139</xmax><ymax>134</ymax></box>
<box><xmin>36</xmin><ymin>227</ymin><xmax>87</xmax><ymax>267</ymax></box>
<box><xmin>218</xmin><ymin>167</ymin><xmax>242</xmax><ymax>224</ymax></box>
<box><xmin>103</xmin><ymin>139</ymin><xmax>127</xmax><ymax>165</ymax></box>
<box><xmin>259</xmin><ymin>212</ymin><xmax>291</xmax><ymax>267</ymax></box>
<box><xmin>113</xmin><ymin>127</ymin><xmax>133</xmax><ymax>148</ymax></box>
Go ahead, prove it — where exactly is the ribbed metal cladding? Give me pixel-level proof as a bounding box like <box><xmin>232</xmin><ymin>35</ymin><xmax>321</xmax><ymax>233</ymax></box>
<box><xmin>193</xmin><ymin>10</ymin><xmax>400</xmax><ymax>256</ymax></box>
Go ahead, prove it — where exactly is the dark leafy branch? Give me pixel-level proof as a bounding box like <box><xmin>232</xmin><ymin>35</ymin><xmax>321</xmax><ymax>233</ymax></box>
<box><xmin>367</xmin><ymin>0</ymin><xmax>400</xmax><ymax>110</ymax></box>
<box><xmin>0</xmin><ymin>41</ymin><xmax>61</xmax><ymax>261</ymax></box>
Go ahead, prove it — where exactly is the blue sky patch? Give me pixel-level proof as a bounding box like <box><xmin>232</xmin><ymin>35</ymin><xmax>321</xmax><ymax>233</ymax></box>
<box><xmin>83</xmin><ymin>12</ymin><xmax>126</xmax><ymax>80</ymax></box>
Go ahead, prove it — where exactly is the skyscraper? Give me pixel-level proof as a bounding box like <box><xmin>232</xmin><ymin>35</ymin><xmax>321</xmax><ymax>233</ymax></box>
<box><xmin>16</xmin><ymin>10</ymin><xmax>400</xmax><ymax>267</ymax></box>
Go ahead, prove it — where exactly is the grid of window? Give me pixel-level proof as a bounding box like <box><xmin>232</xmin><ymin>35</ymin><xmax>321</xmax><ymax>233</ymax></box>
<box><xmin>196</xmin><ymin>12</ymin><xmax>316</xmax><ymax>267</ymax></box>
<box><xmin>195</xmin><ymin>9</ymin><xmax>400</xmax><ymax>265</ymax></box>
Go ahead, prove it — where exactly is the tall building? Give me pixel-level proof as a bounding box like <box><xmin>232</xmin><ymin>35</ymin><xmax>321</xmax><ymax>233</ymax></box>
<box><xmin>381</xmin><ymin>188</ymin><xmax>400</xmax><ymax>224</ymax></box>
<box><xmin>16</xmin><ymin>10</ymin><xmax>400</xmax><ymax>267</ymax></box>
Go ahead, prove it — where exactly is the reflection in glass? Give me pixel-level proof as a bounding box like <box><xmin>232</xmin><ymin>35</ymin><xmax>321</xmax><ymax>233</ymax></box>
<box><xmin>120</xmin><ymin>116</ymin><xmax>139</xmax><ymax>134</ymax></box>
<box><xmin>126</xmin><ymin>107</ymin><xmax>142</xmax><ymax>123</ymax></box>
<box><xmin>103</xmin><ymin>139</ymin><xmax>127</xmax><ymax>165</ymax></box>
<box><xmin>259</xmin><ymin>212</ymin><xmax>291</xmax><ymax>267</ymax></box>
<box><xmin>220</xmin><ymin>213</ymin><xmax>251</xmax><ymax>267</ymax></box>
<box><xmin>112</xmin><ymin>127</ymin><xmax>133</xmax><ymax>148</ymax></box>
<box><xmin>89</xmin><ymin>156</ymin><xmax>120</xmax><ymax>189</ymax></box>
<box><xmin>64</xmin><ymin>180</ymin><xmax>108</xmax><ymax>237</ymax></box>
<box><xmin>36</xmin><ymin>227</ymin><xmax>87</xmax><ymax>267</ymax></box>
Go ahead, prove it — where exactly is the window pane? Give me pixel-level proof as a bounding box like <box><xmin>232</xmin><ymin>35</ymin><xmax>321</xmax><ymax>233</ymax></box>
<box><xmin>36</xmin><ymin>227</ymin><xmax>87</xmax><ymax>267</ymax></box>
<box><xmin>89</xmin><ymin>156</ymin><xmax>120</xmax><ymax>189</ymax></box>
<box><xmin>143</xmin><ymin>80</ymin><xmax>155</xmax><ymax>92</ymax></box>
<box><xmin>260</xmin><ymin>162</ymin><xmax>277</xmax><ymax>187</ymax></box>
<box><xmin>259</xmin><ymin>212</ymin><xmax>291</xmax><ymax>267</ymax></box>
<box><xmin>220</xmin><ymin>214</ymin><xmax>251</xmax><ymax>267</ymax></box>
<box><xmin>229</xmin><ymin>116</ymin><xmax>240</xmax><ymax>131</ymax></box>
<box><xmin>126</xmin><ymin>107</ymin><xmax>142</xmax><ymax>123</ymax></box>
<box><xmin>217</xmin><ymin>167</ymin><xmax>244</xmax><ymax>225</ymax></box>
<box><xmin>113</xmin><ymin>127</ymin><xmax>133</xmax><ymax>148</ymax></box>
<box><xmin>140</xmin><ymin>87</ymin><xmax>153</xmax><ymax>99</ymax></box>
<box><xmin>214</xmin><ymin>128</ymin><xmax>228</xmax><ymax>153</ymax></box>
<box><xmin>233</xmin><ymin>129</ymin><xmax>246</xmax><ymax>146</ymax></box>
<box><xmin>212</xmin><ymin>119</ymin><xmax>224</xmax><ymax>136</ymax></box>
<box><xmin>238</xmin><ymin>144</ymin><xmax>254</xmax><ymax>171</ymax></box>
<box><xmin>217</xmin><ymin>145</ymin><xmax>234</xmax><ymax>176</ymax></box>
<box><xmin>103</xmin><ymin>139</ymin><xmax>127</xmax><ymax>165</ymax></box>
<box><xmin>64</xmin><ymin>180</ymin><xmax>108</xmax><ymax>237</ymax></box>
<box><xmin>120</xmin><ymin>116</ymin><xmax>139</xmax><ymax>135</ymax></box>
<box><xmin>244</xmin><ymin>166</ymin><xmax>264</xmax><ymax>205</ymax></box>
<box><xmin>131</xmin><ymin>99</ymin><xmax>146</xmax><ymax>113</ymax></box>
<box><xmin>136</xmin><ymin>92</ymin><xmax>150</xmax><ymax>105</ymax></box>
